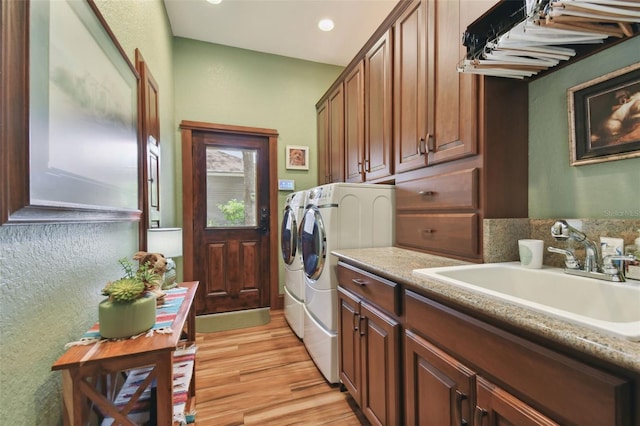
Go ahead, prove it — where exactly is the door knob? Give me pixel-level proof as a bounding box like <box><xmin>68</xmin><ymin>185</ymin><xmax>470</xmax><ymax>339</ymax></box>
<box><xmin>259</xmin><ymin>207</ymin><xmax>269</xmax><ymax>234</ymax></box>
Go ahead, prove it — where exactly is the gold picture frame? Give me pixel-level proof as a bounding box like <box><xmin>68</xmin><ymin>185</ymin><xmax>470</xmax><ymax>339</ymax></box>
<box><xmin>568</xmin><ymin>62</ymin><xmax>640</xmax><ymax>166</ymax></box>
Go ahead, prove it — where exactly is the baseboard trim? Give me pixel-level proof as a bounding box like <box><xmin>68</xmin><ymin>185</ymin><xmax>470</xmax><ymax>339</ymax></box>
<box><xmin>196</xmin><ymin>307</ymin><xmax>271</xmax><ymax>333</ymax></box>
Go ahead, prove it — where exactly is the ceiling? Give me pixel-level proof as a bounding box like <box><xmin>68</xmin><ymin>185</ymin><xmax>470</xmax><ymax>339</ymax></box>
<box><xmin>163</xmin><ymin>0</ymin><xmax>400</xmax><ymax>67</ymax></box>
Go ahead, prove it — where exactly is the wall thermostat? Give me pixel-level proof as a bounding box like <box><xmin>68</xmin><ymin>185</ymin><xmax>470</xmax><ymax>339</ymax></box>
<box><xmin>278</xmin><ymin>179</ymin><xmax>295</xmax><ymax>191</ymax></box>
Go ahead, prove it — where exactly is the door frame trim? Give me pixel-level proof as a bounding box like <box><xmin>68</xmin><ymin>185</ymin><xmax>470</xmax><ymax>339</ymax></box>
<box><xmin>180</xmin><ymin>120</ymin><xmax>282</xmax><ymax>310</ymax></box>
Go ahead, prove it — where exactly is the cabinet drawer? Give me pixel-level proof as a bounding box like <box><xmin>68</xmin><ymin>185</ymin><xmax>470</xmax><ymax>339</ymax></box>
<box><xmin>337</xmin><ymin>262</ymin><xmax>400</xmax><ymax>316</ymax></box>
<box><xmin>396</xmin><ymin>213</ymin><xmax>479</xmax><ymax>257</ymax></box>
<box><xmin>396</xmin><ymin>168</ymin><xmax>478</xmax><ymax>211</ymax></box>
<box><xmin>405</xmin><ymin>290</ymin><xmax>631</xmax><ymax>426</ymax></box>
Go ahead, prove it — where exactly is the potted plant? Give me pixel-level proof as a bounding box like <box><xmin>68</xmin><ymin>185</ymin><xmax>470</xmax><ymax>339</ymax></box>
<box><xmin>98</xmin><ymin>257</ymin><xmax>160</xmax><ymax>339</ymax></box>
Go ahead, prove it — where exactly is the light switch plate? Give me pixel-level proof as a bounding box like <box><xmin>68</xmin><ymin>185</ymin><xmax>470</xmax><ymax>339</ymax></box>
<box><xmin>278</xmin><ymin>179</ymin><xmax>295</xmax><ymax>191</ymax></box>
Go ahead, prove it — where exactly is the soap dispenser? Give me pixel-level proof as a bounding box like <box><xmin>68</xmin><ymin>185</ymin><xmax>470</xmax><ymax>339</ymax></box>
<box><xmin>625</xmin><ymin>229</ymin><xmax>640</xmax><ymax>281</ymax></box>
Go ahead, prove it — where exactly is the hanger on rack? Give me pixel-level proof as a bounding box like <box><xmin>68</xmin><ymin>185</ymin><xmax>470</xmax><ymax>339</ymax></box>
<box><xmin>459</xmin><ymin>0</ymin><xmax>640</xmax><ymax>79</ymax></box>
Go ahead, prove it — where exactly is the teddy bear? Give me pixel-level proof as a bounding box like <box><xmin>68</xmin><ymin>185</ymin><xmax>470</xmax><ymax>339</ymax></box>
<box><xmin>133</xmin><ymin>251</ymin><xmax>168</xmax><ymax>304</ymax></box>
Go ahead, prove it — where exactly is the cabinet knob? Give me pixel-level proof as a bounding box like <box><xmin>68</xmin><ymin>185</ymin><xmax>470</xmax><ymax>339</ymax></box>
<box><xmin>418</xmin><ymin>190</ymin><xmax>435</xmax><ymax>196</ymax></box>
<box><xmin>422</xmin><ymin>229</ymin><xmax>435</xmax><ymax>234</ymax></box>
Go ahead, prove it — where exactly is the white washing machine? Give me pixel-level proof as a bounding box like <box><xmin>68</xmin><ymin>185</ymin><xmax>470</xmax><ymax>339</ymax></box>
<box><xmin>299</xmin><ymin>183</ymin><xmax>395</xmax><ymax>383</ymax></box>
<box><xmin>281</xmin><ymin>190</ymin><xmax>308</xmax><ymax>338</ymax></box>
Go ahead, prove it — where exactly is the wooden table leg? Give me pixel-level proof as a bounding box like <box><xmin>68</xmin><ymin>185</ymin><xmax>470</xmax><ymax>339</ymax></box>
<box><xmin>155</xmin><ymin>353</ymin><xmax>174</xmax><ymax>425</ymax></box>
<box><xmin>61</xmin><ymin>370</ymin><xmax>76</xmax><ymax>426</ymax></box>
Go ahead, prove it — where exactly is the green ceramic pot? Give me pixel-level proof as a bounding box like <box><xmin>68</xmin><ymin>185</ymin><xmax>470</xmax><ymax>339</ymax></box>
<box><xmin>98</xmin><ymin>292</ymin><xmax>157</xmax><ymax>339</ymax></box>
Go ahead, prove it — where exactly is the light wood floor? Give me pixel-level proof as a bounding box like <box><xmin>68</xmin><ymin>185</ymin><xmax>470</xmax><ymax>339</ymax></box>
<box><xmin>193</xmin><ymin>310</ymin><xmax>370</xmax><ymax>425</ymax></box>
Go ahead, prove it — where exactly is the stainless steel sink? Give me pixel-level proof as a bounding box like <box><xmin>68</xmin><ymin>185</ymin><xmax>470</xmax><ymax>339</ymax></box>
<box><xmin>412</xmin><ymin>262</ymin><xmax>640</xmax><ymax>341</ymax></box>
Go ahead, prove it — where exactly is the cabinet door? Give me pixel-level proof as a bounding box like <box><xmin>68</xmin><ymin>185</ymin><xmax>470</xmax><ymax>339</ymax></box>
<box><xmin>365</xmin><ymin>29</ymin><xmax>393</xmax><ymax>182</ymax></box>
<box><xmin>338</xmin><ymin>287</ymin><xmax>362</xmax><ymax>404</ymax></box>
<box><xmin>405</xmin><ymin>329</ymin><xmax>475</xmax><ymax>426</ymax></box>
<box><xmin>394</xmin><ymin>0</ymin><xmax>429</xmax><ymax>174</ymax></box>
<box><xmin>428</xmin><ymin>0</ymin><xmax>478</xmax><ymax>165</ymax></box>
<box><xmin>328</xmin><ymin>83</ymin><xmax>345</xmax><ymax>183</ymax></box>
<box><xmin>345</xmin><ymin>62</ymin><xmax>365</xmax><ymax>183</ymax></box>
<box><xmin>316</xmin><ymin>99</ymin><xmax>329</xmax><ymax>184</ymax></box>
<box><xmin>475</xmin><ymin>377</ymin><xmax>559</xmax><ymax>426</ymax></box>
<box><xmin>361</xmin><ymin>301</ymin><xmax>401</xmax><ymax>426</ymax></box>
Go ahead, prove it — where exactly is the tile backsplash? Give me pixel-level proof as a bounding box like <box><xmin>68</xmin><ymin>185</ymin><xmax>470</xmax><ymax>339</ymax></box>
<box><xmin>483</xmin><ymin>218</ymin><xmax>640</xmax><ymax>267</ymax></box>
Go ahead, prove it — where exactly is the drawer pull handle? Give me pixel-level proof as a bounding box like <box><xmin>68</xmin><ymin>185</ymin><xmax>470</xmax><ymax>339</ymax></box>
<box><xmin>418</xmin><ymin>190</ymin><xmax>435</xmax><ymax>196</ymax></box>
<box><xmin>422</xmin><ymin>229</ymin><xmax>435</xmax><ymax>234</ymax></box>
<box><xmin>474</xmin><ymin>406</ymin><xmax>487</xmax><ymax>426</ymax></box>
<box><xmin>419</xmin><ymin>134</ymin><xmax>434</xmax><ymax>155</ymax></box>
<box><xmin>352</xmin><ymin>278</ymin><xmax>367</xmax><ymax>286</ymax></box>
<box><xmin>455</xmin><ymin>390</ymin><xmax>468</xmax><ymax>426</ymax></box>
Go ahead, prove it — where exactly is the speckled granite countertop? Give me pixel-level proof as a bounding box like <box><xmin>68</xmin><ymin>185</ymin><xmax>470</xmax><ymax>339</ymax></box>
<box><xmin>331</xmin><ymin>247</ymin><xmax>640</xmax><ymax>374</ymax></box>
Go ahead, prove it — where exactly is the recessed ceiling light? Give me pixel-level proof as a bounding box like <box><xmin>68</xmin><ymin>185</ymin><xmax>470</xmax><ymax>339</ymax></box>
<box><xmin>318</xmin><ymin>18</ymin><xmax>335</xmax><ymax>32</ymax></box>
<box><xmin>206</xmin><ymin>0</ymin><xmax>222</xmax><ymax>4</ymax></box>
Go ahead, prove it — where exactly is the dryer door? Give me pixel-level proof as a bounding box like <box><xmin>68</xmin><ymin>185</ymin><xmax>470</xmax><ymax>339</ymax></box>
<box><xmin>300</xmin><ymin>205</ymin><xmax>326</xmax><ymax>281</ymax></box>
<box><xmin>280</xmin><ymin>205</ymin><xmax>299</xmax><ymax>265</ymax></box>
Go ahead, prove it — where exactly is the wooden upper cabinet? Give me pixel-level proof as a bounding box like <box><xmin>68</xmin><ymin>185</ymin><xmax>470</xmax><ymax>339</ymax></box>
<box><xmin>329</xmin><ymin>84</ymin><xmax>345</xmax><ymax>183</ymax></box>
<box><xmin>317</xmin><ymin>0</ymin><xmax>502</xmax><ymax>185</ymax></box>
<box><xmin>394</xmin><ymin>0</ymin><xmax>483</xmax><ymax>173</ymax></box>
<box><xmin>364</xmin><ymin>29</ymin><xmax>394</xmax><ymax>182</ymax></box>
<box><xmin>428</xmin><ymin>0</ymin><xmax>479</xmax><ymax>165</ymax></box>
<box><xmin>344</xmin><ymin>28</ymin><xmax>394</xmax><ymax>185</ymax></box>
<box><xmin>316</xmin><ymin>84</ymin><xmax>345</xmax><ymax>184</ymax></box>
<box><xmin>316</xmin><ymin>99</ymin><xmax>329</xmax><ymax>184</ymax></box>
<box><xmin>393</xmin><ymin>0</ymin><xmax>428</xmax><ymax>174</ymax></box>
<box><xmin>345</xmin><ymin>62</ymin><xmax>365</xmax><ymax>183</ymax></box>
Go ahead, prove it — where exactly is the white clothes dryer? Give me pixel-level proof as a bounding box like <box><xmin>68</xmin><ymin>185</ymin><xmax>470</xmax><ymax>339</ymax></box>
<box><xmin>299</xmin><ymin>183</ymin><xmax>395</xmax><ymax>383</ymax></box>
<box><xmin>281</xmin><ymin>190</ymin><xmax>308</xmax><ymax>338</ymax></box>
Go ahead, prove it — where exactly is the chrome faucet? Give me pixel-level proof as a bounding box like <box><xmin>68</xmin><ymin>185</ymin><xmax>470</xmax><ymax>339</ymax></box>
<box><xmin>550</xmin><ymin>220</ymin><xmax>600</xmax><ymax>272</ymax></box>
<box><xmin>548</xmin><ymin>220</ymin><xmax>637</xmax><ymax>282</ymax></box>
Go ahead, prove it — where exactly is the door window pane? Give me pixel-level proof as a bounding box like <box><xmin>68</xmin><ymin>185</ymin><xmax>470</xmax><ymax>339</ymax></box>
<box><xmin>206</xmin><ymin>147</ymin><xmax>257</xmax><ymax>227</ymax></box>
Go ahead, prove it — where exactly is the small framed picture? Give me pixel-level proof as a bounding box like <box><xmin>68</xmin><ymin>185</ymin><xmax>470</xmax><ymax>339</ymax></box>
<box><xmin>567</xmin><ymin>63</ymin><xmax>640</xmax><ymax>166</ymax></box>
<box><xmin>285</xmin><ymin>145</ymin><xmax>309</xmax><ymax>170</ymax></box>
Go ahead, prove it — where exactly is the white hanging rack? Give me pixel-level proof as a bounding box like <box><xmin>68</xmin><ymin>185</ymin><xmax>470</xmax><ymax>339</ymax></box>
<box><xmin>459</xmin><ymin>0</ymin><xmax>640</xmax><ymax>79</ymax></box>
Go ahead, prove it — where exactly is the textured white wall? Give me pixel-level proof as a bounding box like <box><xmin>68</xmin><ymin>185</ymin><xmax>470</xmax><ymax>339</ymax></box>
<box><xmin>0</xmin><ymin>1</ymin><xmax>174</xmax><ymax>424</ymax></box>
<box><xmin>0</xmin><ymin>223</ymin><xmax>137</xmax><ymax>424</ymax></box>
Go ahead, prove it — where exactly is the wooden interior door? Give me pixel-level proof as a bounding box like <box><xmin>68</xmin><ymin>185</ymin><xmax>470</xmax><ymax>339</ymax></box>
<box><xmin>135</xmin><ymin>49</ymin><xmax>161</xmax><ymax>249</ymax></box>
<box><xmin>181</xmin><ymin>121</ymin><xmax>279</xmax><ymax>315</ymax></box>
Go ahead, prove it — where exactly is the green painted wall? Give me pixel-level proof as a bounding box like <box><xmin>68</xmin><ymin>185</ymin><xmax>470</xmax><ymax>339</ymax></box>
<box><xmin>172</xmin><ymin>37</ymin><xmax>342</xmax><ymax>292</ymax></box>
<box><xmin>2</xmin><ymin>1</ymin><xmax>637</xmax><ymax>423</ymax></box>
<box><xmin>0</xmin><ymin>1</ymin><xmax>174</xmax><ymax>424</ymax></box>
<box><xmin>529</xmin><ymin>36</ymin><xmax>640</xmax><ymax>219</ymax></box>
<box><xmin>94</xmin><ymin>0</ymin><xmax>178</xmax><ymax>225</ymax></box>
